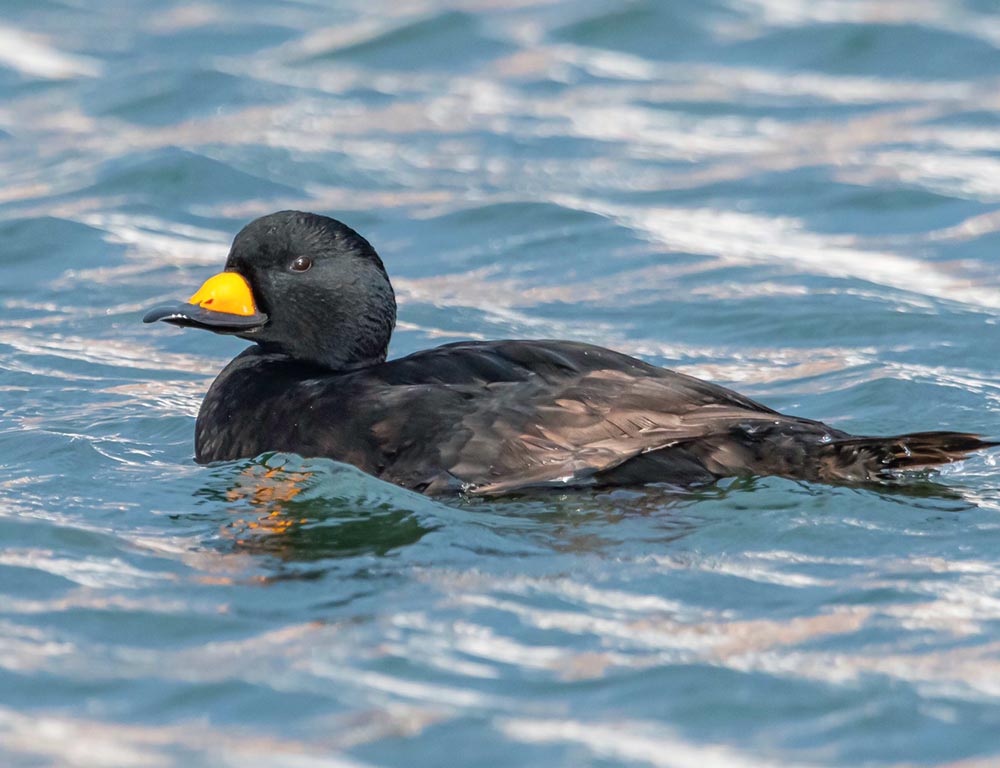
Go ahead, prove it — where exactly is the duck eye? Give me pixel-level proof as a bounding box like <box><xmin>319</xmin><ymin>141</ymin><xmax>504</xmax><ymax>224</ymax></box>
<box><xmin>290</xmin><ymin>256</ymin><xmax>312</xmax><ymax>272</ymax></box>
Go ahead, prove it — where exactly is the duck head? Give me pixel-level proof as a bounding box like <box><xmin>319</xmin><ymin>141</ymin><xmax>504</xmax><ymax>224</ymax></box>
<box><xmin>144</xmin><ymin>211</ymin><xmax>396</xmax><ymax>371</ymax></box>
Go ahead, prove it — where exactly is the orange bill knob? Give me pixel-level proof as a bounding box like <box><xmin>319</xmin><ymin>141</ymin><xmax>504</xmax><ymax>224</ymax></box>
<box><xmin>188</xmin><ymin>272</ymin><xmax>259</xmax><ymax>316</ymax></box>
<box><xmin>143</xmin><ymin>270</ymin><xmax>267</xmax><ymax>332</ymax></box>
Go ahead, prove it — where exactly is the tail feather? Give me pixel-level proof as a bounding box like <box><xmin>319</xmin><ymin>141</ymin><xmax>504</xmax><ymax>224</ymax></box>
<box><xmin>818</xmin><ymin>431</ymin><xmax>997</xmax><ymax>482</ymax></box>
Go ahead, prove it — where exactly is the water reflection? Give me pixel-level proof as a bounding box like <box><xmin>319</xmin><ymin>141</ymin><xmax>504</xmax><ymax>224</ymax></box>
<box><xmin>195</xmin><ymin>455</ymin><xmax>439</xmax><ymax>562</ymax></box>
<box><xmin>192</xmin><ymin>453</ymin><xmax>975</xmax><ymax>569</ymax></box>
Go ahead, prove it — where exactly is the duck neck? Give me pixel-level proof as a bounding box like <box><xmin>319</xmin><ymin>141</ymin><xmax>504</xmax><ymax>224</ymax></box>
<box><xmin>253</xmin><ymin>300</ymin><xmax>395</xmax><ymax>373</ymax></box>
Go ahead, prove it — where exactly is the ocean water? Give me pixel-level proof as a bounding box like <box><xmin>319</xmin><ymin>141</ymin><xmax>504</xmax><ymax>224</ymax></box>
<box><xmin>2</xmin><ymin>1</ymin><xmax>1000</xmax><ymax>765</ymax></box>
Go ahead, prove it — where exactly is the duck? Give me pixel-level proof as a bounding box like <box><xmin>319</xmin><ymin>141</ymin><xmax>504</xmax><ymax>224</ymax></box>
<box><xmin>144</xmin><ymin>210</ymin><xmax>995</xmax><ymax>495</ymax></box>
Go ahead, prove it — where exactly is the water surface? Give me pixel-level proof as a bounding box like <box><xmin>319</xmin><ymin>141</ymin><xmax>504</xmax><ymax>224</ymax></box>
<box><xmin>2</xmin><ymin>1</ymin><xmax>1000</xmax><ymax>766</ymax></box>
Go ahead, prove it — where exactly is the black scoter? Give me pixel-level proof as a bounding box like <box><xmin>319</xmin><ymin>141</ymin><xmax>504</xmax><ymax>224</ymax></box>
<box><xmin>144</xmin><ymin>210</ymin><xmax>995</xmax><ymax>494</ymax></box>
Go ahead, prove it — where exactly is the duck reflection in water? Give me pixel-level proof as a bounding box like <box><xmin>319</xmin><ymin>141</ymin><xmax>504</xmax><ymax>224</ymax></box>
<box><xmin>196</xmin><ymin>457</ymin><xmax>437</xmax><ymax>562</ymax></box>
<box><xmin>194</xmin><ymin>454</ymin><xmax>971</xmax><ymax>569</ymax></box>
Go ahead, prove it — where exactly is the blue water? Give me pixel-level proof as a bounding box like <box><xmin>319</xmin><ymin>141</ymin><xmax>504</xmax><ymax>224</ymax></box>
<box><xmin>3</xmin><ymin>1</ymin><xmax>1000</xmax><ymax>765</ymax></box>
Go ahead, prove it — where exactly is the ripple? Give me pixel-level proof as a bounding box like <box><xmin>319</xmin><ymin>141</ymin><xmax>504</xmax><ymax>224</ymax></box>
<box><xmin>0</xmin><ymin>24</ymin><xmax>101</xmax><ymax>80</ymax></box>
<box><xmin>500</xmin><ymin>717</ymin><xmax>795</xmax><ymax>768</ymax></box>
<box><xmin>301</xmin><ymin>11</ymin><xmax>516</xmax><ymax>71</ymax></box>
<box><xmin>87</xmin><ymin>147</ymin><xmax>302</xmax><ymax>208</ymax></box>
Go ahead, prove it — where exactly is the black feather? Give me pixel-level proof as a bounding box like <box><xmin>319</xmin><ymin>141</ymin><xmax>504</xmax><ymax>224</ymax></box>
<box><xmin>816</xmin><ymin>432</ymin><xmax>998</xmax><ymax>482</ymax></box>
<box><xmin>144</xmin><ymin>211</ymin><xmax>997</xmax><ymax>495</ymax></box>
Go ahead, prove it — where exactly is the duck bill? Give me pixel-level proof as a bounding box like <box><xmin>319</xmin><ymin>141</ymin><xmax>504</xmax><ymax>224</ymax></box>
<box><xmin>143</xmin><ymin>271</ymin><xmax>268</xmax><ymax>334</ymax></box>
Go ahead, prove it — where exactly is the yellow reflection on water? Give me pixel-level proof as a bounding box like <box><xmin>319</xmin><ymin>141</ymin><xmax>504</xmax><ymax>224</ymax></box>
<box><xmin>224</xmin><ymin>464</ymin><xmax>315</xmax><ymax>541</ymax></box>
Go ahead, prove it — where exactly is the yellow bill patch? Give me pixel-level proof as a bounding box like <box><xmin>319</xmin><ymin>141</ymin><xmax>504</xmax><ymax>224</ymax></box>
<box><xmin>188</xmin><ymin>272</ymin><xmax>258</xmax><ymax>317</ymax></box>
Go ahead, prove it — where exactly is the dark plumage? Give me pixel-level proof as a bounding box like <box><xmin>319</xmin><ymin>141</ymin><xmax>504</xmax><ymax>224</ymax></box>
<box><xmin>144</xmin><ymin>211</ymin><xmax>995</xmax><ymax>495</ymax></box>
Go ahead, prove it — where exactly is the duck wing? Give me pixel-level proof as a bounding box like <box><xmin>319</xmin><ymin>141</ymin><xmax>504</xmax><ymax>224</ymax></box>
<box><xmin>364</xmin><ymin>340</ymin><xmax>821</xmax><ymax>493</ymax></box>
